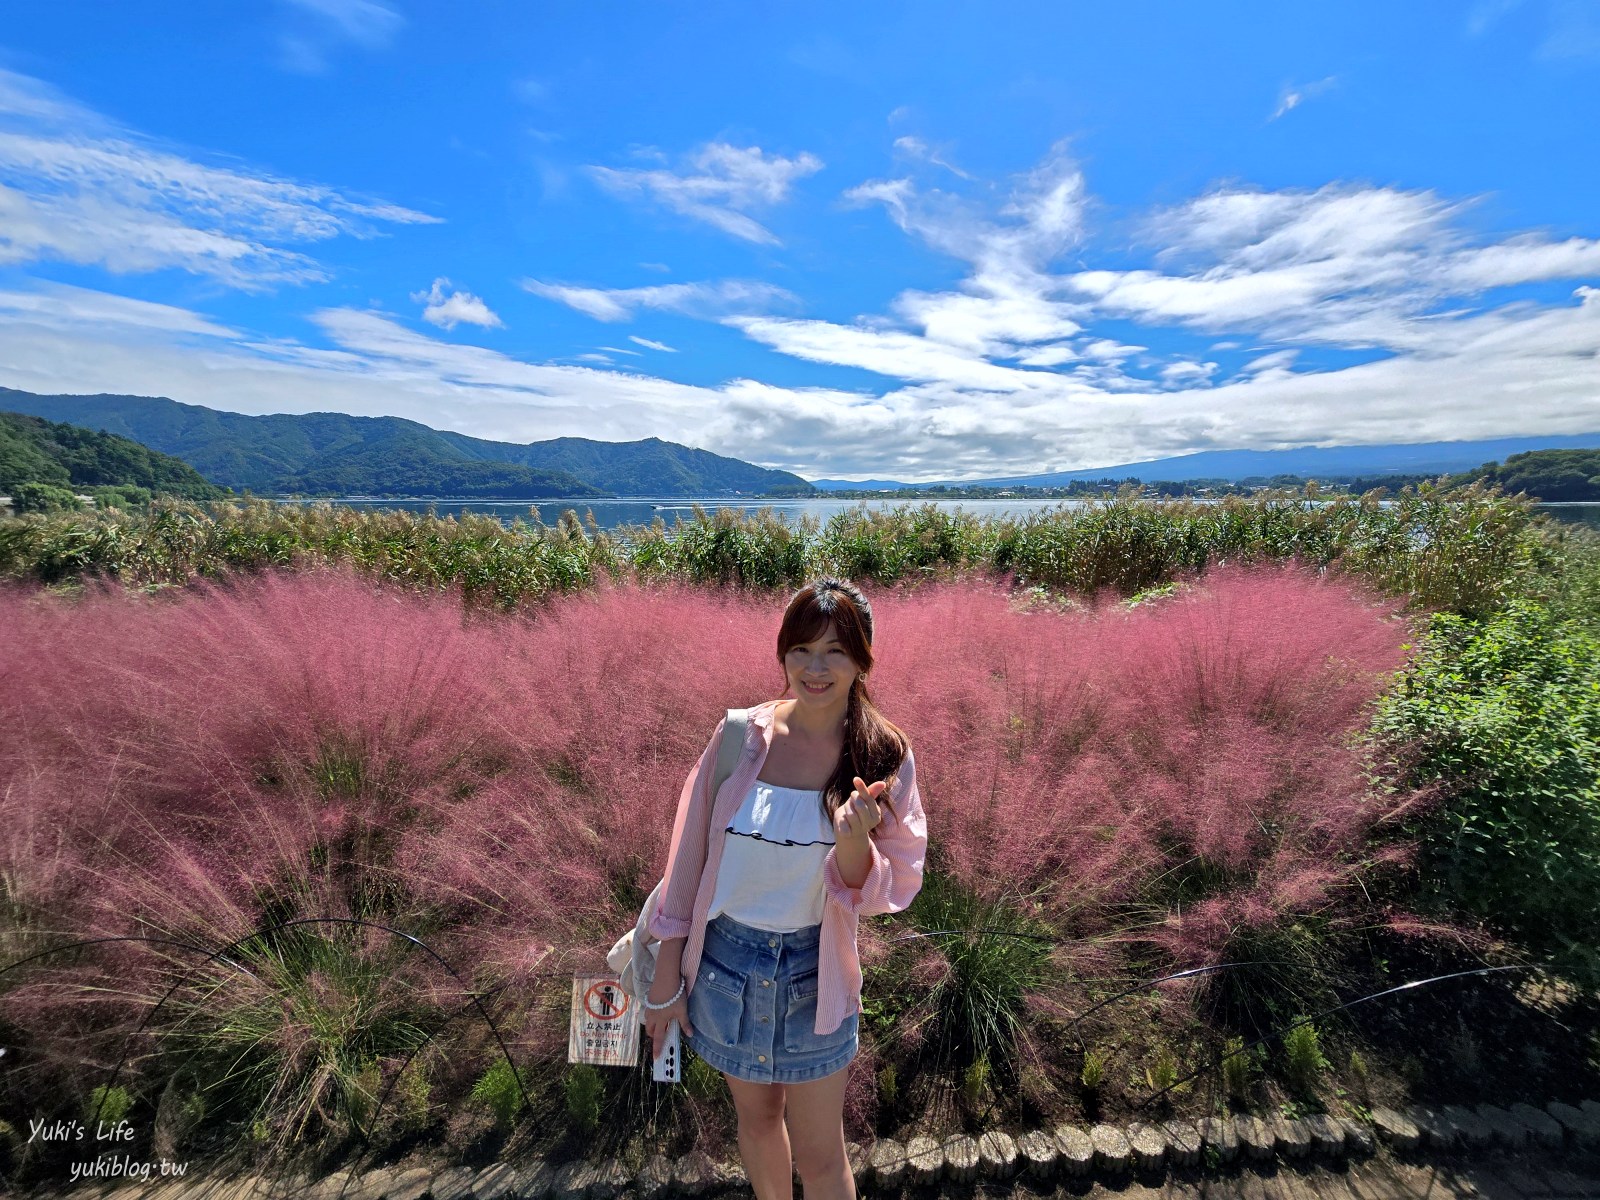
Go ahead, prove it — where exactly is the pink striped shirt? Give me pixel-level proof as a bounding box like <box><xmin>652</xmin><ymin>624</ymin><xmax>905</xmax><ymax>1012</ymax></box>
<box><xmin>649</xmin><ymin>697</ymin><xmax>929</xmax><ymax>1036</ymax></box>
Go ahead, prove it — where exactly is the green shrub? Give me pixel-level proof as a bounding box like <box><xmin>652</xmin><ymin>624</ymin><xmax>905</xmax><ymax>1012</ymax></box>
<box><xmin>1221</xmin><ymin>1036</ymin><xmax>1255</xmax><ymax>1102</ymax></box>
<box><xmin>1524</xmin><ymin>515</ymin><xmax>1600</xmax><ymax>634</ymax></box>
<box><xmin>626</xmin><ymin>502</ymin><xmax>816</xmax><ymax>587</ymax></box>
<box><xmin>877</xmin><ymin>1062</ymin><xmax>898</xmax><ymax>1108</ymax></box>
<box><xmin>1143</xmin><ymin>1043</ymin><xmax>1188</xmax><ymax>1095</ymax></box>
<box><xmin>89</xmin><ymin>484</ymin><xmax>153</xmax><ymax>511</ymax></box>
<box><xmin>1347</xmin><ymin>1048</ymin><xmax>1370</xmax><ymax>1099</ymax></box>
<box><xmin>564</xmin><ymin>1063</ymin><xmax>603</xmax><ymax>1132</ymax></box>
<box><xmin>1080</xmin><ymin>1047</ymin><xmax>1108</xmax><ymax>1092</ymax></box>
<box><xmin>991</xmin><ymin>484</ymin><xmax>1549</xmax><ymax>617</ymax></box>
<box><xmin>83</xmin><ymin>1084</ymin><xmax>132</xmax><ymax>1130</ymax></box>
<box><xmin>816</xmin><ymin>503</ymin><xmax>985</xmax><ymax>583</ymax></box>
<box><xmin>962</xmin><ymin>1053</ymin><xmax>990</xmax><ymax>1105</ymax></box>
<box><xmin>471</xmin><ymin>1059</ymin><xmax>527</xmax><ymax>1130</ymax></box>
<box><xmin>1281</xmin><ymin>1020</ymin><xmax>1331</xmax><ymax>1094</ymax></box>
<box><xmin>344</xmin><ymin>1057</ymin><xmax>383</xmax><ymax>1132</ymax></box>
<box><xmin>1370</xmin><ymin>599</ymin><xmax>1600</xmax><ymax>988</ymax></box>
<box><xmin>393</xmin><ymin>1060</ymin><xmax>432</xmax><ymax>1131</ymax></box>
<box><xmin>13</xmin><ymin>481</ymin><xmax>85</xmax><ymax>515</ymax></box>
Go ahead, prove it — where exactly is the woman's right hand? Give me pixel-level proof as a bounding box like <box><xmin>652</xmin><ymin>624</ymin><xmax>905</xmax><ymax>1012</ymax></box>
<box><xmin>643</xmin><ymin>973</ymin><xmax>694</xmax><ymax>1061</ymax></box>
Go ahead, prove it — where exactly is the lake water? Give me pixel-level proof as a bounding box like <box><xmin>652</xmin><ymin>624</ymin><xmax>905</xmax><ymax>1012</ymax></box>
<box><xmin>274</xmin><ymin>496</ymin><xmax>1600</xmax><ymax>535</ymax></box>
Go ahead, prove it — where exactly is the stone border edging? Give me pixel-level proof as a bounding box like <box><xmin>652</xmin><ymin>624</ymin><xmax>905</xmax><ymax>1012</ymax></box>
<box><xmin>26</xmin><ymin>1098</ymin><xmax>1600</xmax><ymax>1199</ymax></box>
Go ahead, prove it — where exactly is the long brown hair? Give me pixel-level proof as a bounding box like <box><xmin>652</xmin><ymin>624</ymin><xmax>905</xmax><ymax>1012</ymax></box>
<box><xmin>775</xmin><ymin>577</ymin><xmax>910</xmax><ymax>823</ymax></box>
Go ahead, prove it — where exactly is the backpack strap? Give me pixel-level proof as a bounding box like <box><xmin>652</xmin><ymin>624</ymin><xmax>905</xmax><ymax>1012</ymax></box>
<box><xmin>711</xmin><ymin>708</ymin><xmax>749</xmax><ymax>800</ymax></box>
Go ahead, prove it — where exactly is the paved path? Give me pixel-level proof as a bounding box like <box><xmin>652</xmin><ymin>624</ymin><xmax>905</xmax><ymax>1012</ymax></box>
<box><xmin>14</xmin><ymin>1149</ymin><xmax>1600</xmax><ymax>1199</ymax></box>
<box><xmin>1005</xmin><ymin>1157</ymin><xmax>1600</xmax><ymax>1200</ymax></box>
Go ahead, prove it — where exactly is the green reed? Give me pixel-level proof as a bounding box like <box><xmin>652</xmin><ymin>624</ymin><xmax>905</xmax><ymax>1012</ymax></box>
<box><xmin>0</xmin><ymin>482</ymin><xmax>1559</xmax><ymax>618</ymax></box>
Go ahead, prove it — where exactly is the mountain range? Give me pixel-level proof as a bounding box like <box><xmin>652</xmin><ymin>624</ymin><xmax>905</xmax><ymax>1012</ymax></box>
<box><xmin>7</xmin><ymin>385</ymin><xmax>1600</xmax><ymax>497</ymax></box>
<box><xmin>0</xmin><ymin>387</ymin><xmax>813</xmax><ymax>499</ymax></box>
<box><xmin>809</xmin><ymin>434</ymin><xmax>1600</xmax><ymax>489</ymax></box>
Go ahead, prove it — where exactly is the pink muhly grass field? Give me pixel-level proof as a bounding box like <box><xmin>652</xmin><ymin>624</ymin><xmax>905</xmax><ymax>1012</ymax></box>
<box><xmin>894</xmin><ymin>564</ymin><xmax>1429</xmax><ymax>967</ymax></box>
<box><xmin>0</xmin><ymin>559</ymin><xmax>1432</xmax><ymax>1136</ymax></box>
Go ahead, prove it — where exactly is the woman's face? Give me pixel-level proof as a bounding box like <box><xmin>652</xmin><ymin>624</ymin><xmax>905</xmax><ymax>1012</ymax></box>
<box><xmin>783</xmin><ymin>620</ymin><xmax>863</xmax><ymax>708</ymax></box>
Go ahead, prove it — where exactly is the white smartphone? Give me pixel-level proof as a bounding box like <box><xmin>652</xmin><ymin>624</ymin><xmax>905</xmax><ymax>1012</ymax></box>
<box><xmin>651</xmin><ymin>1018</ymin><xmax>681</xmax><ymax>1084</ymax></box>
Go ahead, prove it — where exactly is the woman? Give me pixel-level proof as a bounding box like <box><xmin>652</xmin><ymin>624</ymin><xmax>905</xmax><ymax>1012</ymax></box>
<box><xmin>642</xmin><ymin>577</ymin><xmax>928</xmax><ymax>1200</ymax></box>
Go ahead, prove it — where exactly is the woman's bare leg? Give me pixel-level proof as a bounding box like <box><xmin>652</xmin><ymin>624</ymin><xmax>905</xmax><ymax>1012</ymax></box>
<box><xmin>724</xmin><ymin>1073</ymin><xmax>792</xmax><ymax>1200</ymax></box>
<box><xmin>782</xmin><ymin>1064</ymin><xmax>853</xmax><ymax>1200</ymax></box>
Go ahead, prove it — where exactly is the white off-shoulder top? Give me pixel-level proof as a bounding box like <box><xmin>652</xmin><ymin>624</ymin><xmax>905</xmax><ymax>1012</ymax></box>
<box><xmin>707</xmin><ymin>779</ymin><xmax>836</xmax><ymax>932</ymax></box>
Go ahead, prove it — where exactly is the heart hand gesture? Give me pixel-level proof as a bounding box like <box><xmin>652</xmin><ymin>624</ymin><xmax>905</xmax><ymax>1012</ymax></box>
<box><xmin>834</xmin><ymin>775</ymin><xmax>888</xmax><ymax>844</ymax></box>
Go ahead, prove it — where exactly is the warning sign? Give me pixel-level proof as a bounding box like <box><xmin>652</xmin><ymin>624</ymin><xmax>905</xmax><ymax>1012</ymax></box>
<box><xmin>568</xmin><ymin>975</ymin><xmax>639</xmax><ymax>1066</ymax></box>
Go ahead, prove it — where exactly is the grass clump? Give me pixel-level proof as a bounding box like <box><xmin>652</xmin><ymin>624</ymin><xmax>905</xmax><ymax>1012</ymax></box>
<box><xmin>1080</xmin><ymin>1047</ymin><xmax>1109</xmax><ymax>1093</ymax></box>
<box><xmin>470</xmin><ymin>1059</ymin><xmax>526</xmax><ymax>1131</ymax></box>
<box><xmin>1221</xmin><ymin>1036</ymin><xmax>1257</xmax><ymax>1103</ymax></box>
<box><xmin>564</xmin><ymin>1064</ymin><xmax>603</xmax><ymax>1133</ymax></box>
<box><xmin>82</xmin><ymin>1085</ymin><xmax>132</xmax><ymax>1131</ymax></box>
<box><xmin>1281</xmin><ymin>1019</ymin><xmax>1331</xmax><ymax>1094</ymax></box>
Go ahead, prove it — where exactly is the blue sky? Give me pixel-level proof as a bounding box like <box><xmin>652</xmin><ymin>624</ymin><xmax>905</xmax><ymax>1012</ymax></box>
<box><xmin>2</xmin><ymin>1</ymin><xmax>1598</xmax><ymax>482</ymax></box>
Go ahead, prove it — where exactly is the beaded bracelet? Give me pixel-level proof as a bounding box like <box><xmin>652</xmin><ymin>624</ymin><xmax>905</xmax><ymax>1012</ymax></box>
<box><xmin>641</xmin><ymin>976</ymin><xmax>685</xmax><ymax>1010</ymax></box>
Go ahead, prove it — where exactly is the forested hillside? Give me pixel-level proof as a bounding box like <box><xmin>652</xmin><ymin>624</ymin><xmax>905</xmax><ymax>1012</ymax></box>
<box><xmin>1447</xmin><ymin>448</ymin><xmax>1600</xmax><ymax>500</ymax></box>
<box><xmin>0</xmin><ymin>411</ymin><xmax>230</xmax><ymax>501</ymax></box>
<box><xmin>0</xmin><ymin>387</ymin><xmax>815</xmax><ymax>498</ymax></box>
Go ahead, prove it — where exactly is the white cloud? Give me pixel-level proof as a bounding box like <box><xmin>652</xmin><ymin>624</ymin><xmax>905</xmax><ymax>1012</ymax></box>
<box><xmin>889</xmin><ymin>287</ymin><xmax>1084</xmax><ymax>357</ymax></box>
<box><xmin>628</xmin><ymin>336</ymin><xmax>678</xmax><ymax>352</ymax></box>
<box><xmin>1159</xmin><ymin>360</ymin><xmax>1219</xmax><ymax>386</ymax></box>
<box><xmin>1467</xmin><ymin>0</ymin><xmax>1525</xmax><ymax>36</ymax></box>
<box><xmin>0</xmin><ymin>279</ymin><xmax>245</xmax><ymax>339</ymax></box>
<box><xmin>1083</xmin><ymin>338</ymin><xmax>1148</xmax><ymax>360</ymax></box>
<box><xmin>277</xmin><ymin>0</ymin><xmax>403</xmax><ymax>73</ymax></box>
<box><xmin>9</xmin><ymin>139</ymin><xmax>1600</xmax><ymax>483</ymax></box>
<box><xmin>846</xmin><ymin>139</ymin><xmax>1087</xmax><ymax>281</ymax></box>
<box><xmin>1539</xmin><ymin>0</ymin><xmax>1600</xmax><ymax>60</ymax></box>
<box><xmin>1063</xmin><ymin>181</ymin><xmax>1600</xmax><ymax>350</ymax></box>
<box><xmin>827</xmin><ymin>143</ymin><xmax>1093</xmax><ymax>372</ymax></box>
<box><xmin>1013</xmin><ymin>344</ymin><xmax>1077</xmax><ymax>367</ymax></box>
<box><xmin>511</xmin><ymin>77</ymin><xmax>551</xmax><ymax>104</ymax></box>
<box><xmin>0</xmin><ymin>69</ymin><xmax>101</xmax><ymax>129</ymax></box>
<box><xmin>727</xmin><ymin>315</ymin><xmax>1073</xmax><ymax>391</ymax></box>
<box><xmin>892</xmin><ymin>134</ymin><xmax>973</xmax><ymax>180</ymax></box>
<box><xmin>1270</xmin><ymin>76</ymin><xmax>1338</xmax><ymax>121</ymax></box>
<box><xmin>588</xmin><ymin>142</ymin><xmax>823</xmax><ymax>244</ymax></box>
<box><xmin>3</xmin><ymin>278</ymin><xmax>1600</xmax><ymax>483</ymax></box>
<box><xmin>714</xmin><ymin>143</ymin><xmax>1600</xmax><ymax>467</ymax></box>
<box><xmin>410</xmin><ymin>278</ymin><xmax>503</xmax><ymax>330</ymax></box>
<box><xmin>0</xmin><ymin>67</ymin><xmax>438</xmax><ymax>290</ymax></box>
<box><xmin>521</xmin><ymin>278</ymin><xmax>797</xmax><ymax>322</ymax></box>
<box><xmin>1239</xmin><ymin>349</ymin><xmax>1301</xmax><ymax>376</ymax></box>
<box><xmin>598</xmin><ymin>345</ymin><xmax>642</xmax><ymax>356</ymax></box>
<box><xmin>282</xmin><ymin>0</ymin><xmax>401</xmax><ymax>45</ymax></box>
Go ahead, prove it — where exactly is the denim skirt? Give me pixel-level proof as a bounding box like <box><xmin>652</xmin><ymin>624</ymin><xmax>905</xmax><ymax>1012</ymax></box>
<box><xmin>684</xmin><ymin>911</ymin><xmax>860</xmax><ymax>1084</ymax></box>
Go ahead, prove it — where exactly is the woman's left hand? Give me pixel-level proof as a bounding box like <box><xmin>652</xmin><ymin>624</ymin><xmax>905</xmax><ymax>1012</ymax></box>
<box><xmin>834</xmin><ymin>775</ymin><xmax>888</xmax><ymax>843</ymax></box>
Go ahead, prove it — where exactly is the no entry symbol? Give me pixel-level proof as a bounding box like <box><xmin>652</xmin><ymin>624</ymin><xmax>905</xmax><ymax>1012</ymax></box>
<box><xmin>585</xmin><ymin>980</ymin><xmax>630</xmax><ymax>1021</ymax></box>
